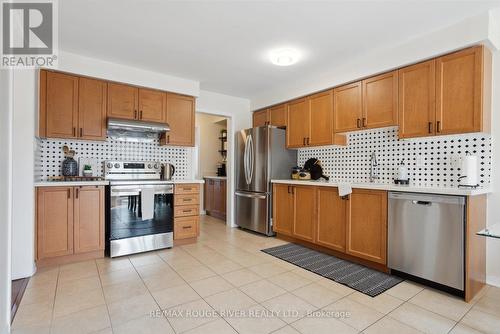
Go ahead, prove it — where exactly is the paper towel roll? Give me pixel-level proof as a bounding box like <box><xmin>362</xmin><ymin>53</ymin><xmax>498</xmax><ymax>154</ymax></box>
<box><xmin>460</xmin><ymin>155</ymin><xmax>478</xmax><ymax>186</ymax></box>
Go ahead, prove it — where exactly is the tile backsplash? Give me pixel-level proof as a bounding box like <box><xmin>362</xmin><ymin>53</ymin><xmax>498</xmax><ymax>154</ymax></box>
<box><xmin>298</xmin><ymin>126</ymin><xmax>491</xmax><ymax>188</ymax></box>
<box><xmin>35</xmin><ymin>137</ymin><xmax>193</xmax><ymax>181</ymax></box>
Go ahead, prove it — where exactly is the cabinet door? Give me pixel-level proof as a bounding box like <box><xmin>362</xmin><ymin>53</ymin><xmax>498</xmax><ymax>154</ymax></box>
<box><xmin>253</xmin><ymin>109</ymin><xmax>269</xmax><ymax>127</ymax></box>
<box><xmin>272</xmin><ymin>184</ymin><xmax>293</xmax><ymax>236</ymax></box>
<box><xmin>293</xmin><ymin>186</ymin><xmax>316</xmax><ymax>242</ymax></box>
<box><xmin>107</xmin><ymin>82</ymin><xmax>138</xmax><ymax>120</ymax></box>
<box><xmin>436</xmin><ymin>46</ymin><xmax>484</xmax><ymax>134</ymax></box>
<box><xmin>363</xmin><ymin>71</ymin><xmax>398</xmax><ymax>129</ymax></box>
<box><xmin>398</xmin><ymin>60</ymin><xmax>436</xmax><ymax>138</ymax></box>
<box><xmin>316</xmin><ymin>187</ymin><xmax>346</xmax><ymax>252</ymax></box>
<box><xmin>213</xmin><ymin>180</ymin><xmax>224</xmax><ymax>214</ymax></box>
<box><xmin>163</xmin><ymin>93</ymin><xmax>195</xmax><ymax>146</ymax></box>
<box><xmin>45</xmin><ymin>71</ymin><xmax>79</xmax><ymax>138</ymax></box>
<box><xmin>204</xmin><ymin>179</ymin><xmax>214</xmax><ymax>212</ymax></box>
<box><xmin>333</xmin><ymin>82</ymin><xmax>363</xmax><ymax>133</ymax></box>
<box><xmin>346</xmin><ymin>189</ymin><xmax>387</xmax><ymax>264</ymax></box>
<box><xmin>37</xmin><ymin>187</ymin><xmax>74</xmax><ymax>259</ymax></box>
<box><xmin>286</xmin><ymin>98</ymin><xmax>309</xmax><ymax>148</ymax></box>
<box><xmin>138</xmin><ymin>88</ymin><xmax>167</xmax><ymax>123</ymax></box>
<box><xmin>220</xmin><ymin>179</ymin><xmax>227</xmax><ymax>214</ymax></box>
<box><xmin>269</xmin><ymin>104</ymin><xmax>287</xmax><ymax>127</ymax></box>
<box><xmin>309</xmin><ymin>90</ymin><xmax>333</xmax><ymax>146</ymax></box>
<box><xmin>74</xmin><ymin>186</ymin><xmax>105</xmax><ymax>254</ymax></box>
<box><xmin>78</xmin><ymin>77</ymin><xmax>107</xmax><ymax>140</ymax></box>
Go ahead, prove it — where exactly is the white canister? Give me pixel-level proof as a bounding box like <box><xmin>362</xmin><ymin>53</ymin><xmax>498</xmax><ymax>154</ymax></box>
<box><xmin>459</xmin><ymin>154</ymin><xmax>479</xmax><ymax>186</ymax></box>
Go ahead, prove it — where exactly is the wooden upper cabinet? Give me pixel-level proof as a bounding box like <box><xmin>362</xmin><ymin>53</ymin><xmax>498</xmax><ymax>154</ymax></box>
<box><xmin>346</xmin><ymin>189</ymin><xmax>387</xmax><ymax>264</ymax></box>
<box><xmin>272</xmin><ymin>184</ymin><xmax>294</xmax><ymax>236</ymax></box>
<box><xmin>253</xmin><ymin>109</ymin><xmax>269</xmax><ymax>127</ymax></box>
<box><xmin>362</xmin><ymin>71</ymin><xmax>398</xmax><ymax>129</ymax></box>
<box><xmin>107</xmin><ymin>82</ymin><xmax>138</xmax><ymax>120</ymax></box>
<box><xmin>287</xmin><ymin>98</ymin><xmax>309</xmax><ymax>148</ymax></box>
<box><xmin>45</xmin><ymin>71</ymin><xmax>79</xmax><ymax>138</ymax></box>
<box><xmin>78</xmin><ymin>77</ymin><xmax>107</xmax><ymax>140</ymax></box>
<box><xmin>138</xmin><ymin>88</ymin><xmax>167</xmax><ymax>123</ymax></box>
<box><xmin>292</xmin><ymin>186</ymin><xmax>316</xmax><ymax>243</ymax></box>
<box><xmin>334</xmin><ymin>81</ymin><xmax>363</xmax><ymax>133</ymax></box>
<box><xmin>269</xmin><ymin>104</ymin><xmax>287</xmax><ymax>127</ymax></box>
<box><xmin>436</xmin><ymin>46</ymin><xmax>490</xmax><ymax>135</ymax></box>
<box><xmin>398</xmin><ymin>60</ymin><xmax>436</xmax><ymax>138</ymax></box>
<box><xmin>316</xmin><ymin>187</ymin><xmax>347</xmax><ymax>252</ymax></box>
<box><xmin>163</xmin><ymin>93</ymin><xmax>195</xmax><ymax>146</ymax></box>
<box><xmin>36</xmin><ymin>187</ymin><xmax>74</xmax><ymax>259</ymax></box>
<box><xmin>309</xmin><ymin>90</ymin><xmax>333</xmax><ymax>146</ymax></box>
<box><xmin>74</xmin><ymin>186</ymin><xmax>105</xmax><ymax>254</ymax></box>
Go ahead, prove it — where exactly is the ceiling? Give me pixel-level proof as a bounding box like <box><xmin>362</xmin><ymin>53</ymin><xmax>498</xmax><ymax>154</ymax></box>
<box><xmin>60</xmin><ymin>1</ymin><xmax>500</xmax><ymax>100</ymax></box>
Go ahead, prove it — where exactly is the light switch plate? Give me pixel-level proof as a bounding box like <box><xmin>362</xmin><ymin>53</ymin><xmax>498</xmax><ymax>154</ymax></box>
<box><xmin>450</xmin><ymin>155</ymin><xmax>461</xmax><ymax>168</ymax></box>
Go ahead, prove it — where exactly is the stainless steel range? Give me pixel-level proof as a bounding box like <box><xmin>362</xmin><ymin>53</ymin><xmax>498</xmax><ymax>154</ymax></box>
<box><xmin>105</xmin><ymin>160</ymin><xmax>173</xmax><ymax>257</ymax></box>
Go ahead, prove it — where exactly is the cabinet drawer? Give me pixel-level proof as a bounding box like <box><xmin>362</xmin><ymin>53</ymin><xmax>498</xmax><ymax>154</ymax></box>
<box><xmin>174</xmin><ymin>205</ymin><xmax>199</xmax><ymax>217</ymax></box>
<box><xmin>174</xmin><ymin>217</ymin><xmax>199</xmax><ymax>240</ymax></box>
<box><xmin>175</xmin><ymin>194</ymin><xmax>199</xmax><ymax>206</ymax></box>
<box><xmin>174</xmin><ymin>184</ymin><xmax>200</xmax><ymax>195</ymax></box>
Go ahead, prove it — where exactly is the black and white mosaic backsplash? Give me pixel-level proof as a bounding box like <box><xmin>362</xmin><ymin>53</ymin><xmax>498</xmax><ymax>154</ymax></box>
<box><xmin>298</xmin><ymin>127</ymin><xmax>491</xmax><ymax>188</ymax></box>
<box><xmin>35</xmin><ymin>137</ymin><xmax>193</xmax><ymax>181</ymax></box>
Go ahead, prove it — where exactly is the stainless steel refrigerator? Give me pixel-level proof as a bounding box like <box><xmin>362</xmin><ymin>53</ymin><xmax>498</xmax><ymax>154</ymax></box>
<box><xmin>235</xmin><ymin>126</ymin><xmax>296</xmax><ymax>236</ymax></box>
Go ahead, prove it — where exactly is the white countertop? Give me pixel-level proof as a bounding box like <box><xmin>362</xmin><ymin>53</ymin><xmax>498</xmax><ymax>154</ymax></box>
<box><xmin>204</xmin><ymin>176</ymin><xmax>227</xmax><ymax>180</ymax></box>
<box><xmin>271</xmin><ymin>179</ymin><xmax>491</xmax><ymax>196</ymax></box>
<box><xmin>35</xmin><ymin>179</ymin><xmax>205</xmax><ymax>187</ymax></box>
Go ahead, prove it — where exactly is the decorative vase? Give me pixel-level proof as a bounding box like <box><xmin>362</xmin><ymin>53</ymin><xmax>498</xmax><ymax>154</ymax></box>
<box><xmin>62</xmin><ymin>157</ymin><xmax>78</xmax><ymax>176</ymax></box>
<box><xmin>83</xmin><ymin>170</ymin><xmax>93</xmax><ymax>177</ymax></box>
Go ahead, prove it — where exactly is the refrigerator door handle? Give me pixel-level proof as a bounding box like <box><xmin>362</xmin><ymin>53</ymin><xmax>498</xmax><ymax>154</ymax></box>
<box><xmin>248</xmin><ymin>134</ymin><xmax>254</xmax><ymax>184</ymax></box>
<box><xmin>243</xmin><ymin>135</ymin><xmax>250</xmax><ymax>184</ymax></box>
<box><xmin>235</xmin><ymin>191</ymin><xmax>267</xmax><ymax>199</ymax></box>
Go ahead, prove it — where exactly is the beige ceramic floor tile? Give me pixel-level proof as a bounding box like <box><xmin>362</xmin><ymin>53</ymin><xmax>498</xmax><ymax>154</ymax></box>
<box><xmin>11</xmin><ymin>302</ymin><xmax>53</xmax><ymax>329</ymax></box>
<box><xmin>96</xmin><ymin>257</ymin><xmax>133</xmax><ymax>273</ymax></box>
<box><xmin>408</xmin><ymin>289</ymin><xmax>473</xmax><ymax>321</ymax></box>
<box><xmin>102</xmin><ymin>279</ymin><xmax>149</xmax><ymax>303</ymax></box>
<box><xmin>151</xmin><ymin>283</ymin><xmax>200</xmax><ymax>309</ymax></box>
<box><xmin>166</xmin><ymin>299</ymin><xmax>219</xmax><ymax>333</ymax></box>
<box><xmin>261</xmin><ymin>292</ymin><xmax>316</xmax><ymax>324</ymax></box>
<box><xmin>57</xmin><ymin>265</ymin><xmax>98</xmax><ymax>283</ymax></box>
<box><xmin>324</xmin><ymin>297</ymin><xmax>384</xmax><ymax>331</ymax></box>
<box><xmin>53</xmin><ymin>288</ymin><xmax>105</xmax><ymax>318</ymax></box>
<box><xmin>20</xmin><ymin>285</ymin><xmax>56</xmax><ymax>307</ymax></box>
<box><xmin>107</xmin><ymin>292</ymin><xmax>159</xmax><ymax>327</ymax></box>
<box><xmin>291</xmin><ymin>282</ymin><xmax>343</xmax><ymax>308</ymax></box>
<box><xmin>26</xmin><ymin>268</ymin><xmax>58</xmax><ymax>289</ymax></box>
<box><xmin>51</xmin><ymin>305</ymin><xmax>110</xmax><ymax>334</ymax></box>
<box><xmin>248</xmin><ymin>262</ymin><xmax>290</xmax><ymax>278</ymax></box>
<box><xmin>348</xmin><ymin>291</ymin><xmax>403</xmax><ymax>314</ymax></box>
<box><xmin>222</xmin><ymin>268</ymin><xmax>262</xmax><ymax>287</ymax></box>
<box><xmin>460</xmin><ymin>308</ymin><xmax>500</xmax><ymax>334</ymax></box>
<box><xmin>267</xmin><ymin>271</ymin><xmax>313</xmax><ymax>292</ymax></box>
<box><xmin>56</xmin><ymin>275</ymin><xmax>102</xmax><ymax>296</ymax></box>
<box><xmin>128</xmin><ymin>252</ymin><xmax>164</xmax><ymax>267</ymax></box>
<box><xmin>175</xmin><ymin>265</ymin><xmax>217</xmax><ymax>282</ymax></box>
<box><xmin>240</xmin><ymin>280</ymin><xmax>287</xmax><ymax>303</ymax></box>
<box><xmin>363</xmin><ymin>316</ymin><xmax>424</xmax><ymax>334</ymax></box>
<box><xmin>449</xmin><ymin>323</ymin><xmax>483</xmax><ymax>334</ymax></box>
<box><xmin>98</xmin><ymin>267</ymin><xmax>142</xmax><ymax>287</ymax></box>
<box><xmin>271</xmin><ymin>325</ymin><xmax>301</xmax><ymax>334</ymax></box>
<box><xmin>385</xmin><ymin>281</ymin><xmax>424</xmax><ymax>301</ymax></box>
<box><xmin>205</xmin><ymin>288</ymin><xmax>258</xmax><ymax>313</ymax></box>
<box><xmin>473</xmin><ymin>293</ymin><xmax>500</xmax><ymax>316</ymax></box>
<box><xmin>184</xmin><ymin>318</ymin><xmax>237</xmax><ymax>334</ymax></box>
<box><xmin>10</xmin><ymin>324</ymin><xmax>51</xmax><ymax>334</ymax></box>
<box><xmin>224</xmin><ymin>305</ymin><xmax>286</xmax><ymax>334</ymax></box>
<box><xmin>389</xmin><ymin>302</ymin><xmax>456</xmax><ymax>334</ymax></box>
<box><xmin>189</xmin><ymin>275</ymin><xmax>234</xmax><ymax>297</ymax></box>
<box><xmin>316</xmin><ymin>278</ymin><xmax>356</xmax><ymax>297</ymax></box>
<box><xmin>134</xmin><ymin>261</ymin><xmax>175</xmax><ymax>278</ymax></box>
<box><xmin>112</xmin><ymin>313</ymin><xmax>175</xmax><ymax>334</ymax></box>
<box><xmin>206</xmin><ymin>260</ymin><xmax>243</xmax><ymax>274</ymax></box>
<box><xmin>290</xmin><ymin>314</ymin><xmax>358</xmax><ymax>334</ymax></box>
<box><xmin>291</xmin><ymin>268</ymin><xmax>323</xmax><ymax>282</ymax></box>
<box><xmin>142</xmin><ymin>272</ymin><xmax>185</xmax><ymax>292</ymax></box>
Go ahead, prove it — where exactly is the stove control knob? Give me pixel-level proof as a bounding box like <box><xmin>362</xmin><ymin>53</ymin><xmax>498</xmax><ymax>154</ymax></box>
<box><xmin>114</xmin><ymin>163</ymin><xmax>120</xmax><ymax>168</ymax></box>
<box><xmin>147</xmin><ymin>163</ymin><xmax>153</xmax><ymax>169</ymax></box>
<box><xmin>154</xmin><ymin>163</ymin><xmax>159</xmax><ymax>169</ymax></box>
<box><xmin>107</xmin><ymin>162</ymin><xmax>113</xmax><ymax>168</ymax></box>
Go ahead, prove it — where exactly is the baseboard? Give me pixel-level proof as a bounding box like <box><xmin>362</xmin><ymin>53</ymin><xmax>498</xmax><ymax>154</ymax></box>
<box><xmin>36</xmin><ymin>250</ymin><xmax>104</xmax><ymax>268</ymax></box>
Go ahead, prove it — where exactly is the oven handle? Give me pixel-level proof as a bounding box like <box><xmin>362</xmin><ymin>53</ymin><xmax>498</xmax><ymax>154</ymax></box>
<box><xmin>111</xmin><ymin>185</ymin><xmax>173</xmax><ymax>197</ymax></box>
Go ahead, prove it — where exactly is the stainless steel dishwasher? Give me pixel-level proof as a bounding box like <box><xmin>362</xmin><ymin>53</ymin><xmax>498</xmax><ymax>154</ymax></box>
<box><xmin>388</xmin><ymin>192</ymin><xmax>465</xmax><ymax>291</ymax></box>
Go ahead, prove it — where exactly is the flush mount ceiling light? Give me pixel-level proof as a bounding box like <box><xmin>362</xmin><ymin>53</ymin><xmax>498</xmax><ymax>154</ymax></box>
<box><xmin>269</xmin><ymin>48</ymin><xmax>300</xmax><ymax>66</ymax></box>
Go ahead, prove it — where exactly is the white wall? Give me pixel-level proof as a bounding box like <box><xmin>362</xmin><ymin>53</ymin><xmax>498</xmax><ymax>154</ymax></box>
<box><xmin>197</xmin><ymin>90</ymin><xmax>252</xmax><ymax>227</ymax></box>
<box><xmin>11</xmin><ymin>70</ymin><xmax>37</xmax><ymax>279</ymax></box>
<box><xmin>195</xmin><ymin>113</ymin><xmax>227</xmax><ymax>178</ymax></box>
<box><xmin>0</xmin><ymin>69</ymin><xmax>13</xmax><ymax>333</ymax></box>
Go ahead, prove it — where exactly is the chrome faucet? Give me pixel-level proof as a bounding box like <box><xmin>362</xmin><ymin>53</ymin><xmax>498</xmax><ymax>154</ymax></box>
<box><xmin>370</xmin><ymin>152</ymin><xmax>379</xmax><ymax>182</ymax></box>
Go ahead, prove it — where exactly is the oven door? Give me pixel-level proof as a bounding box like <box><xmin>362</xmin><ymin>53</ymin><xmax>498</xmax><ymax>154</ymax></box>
<box><xmin>109</xmin><ymin>184</ymin><xmax>174</xmax><ymax>241</ymax></box>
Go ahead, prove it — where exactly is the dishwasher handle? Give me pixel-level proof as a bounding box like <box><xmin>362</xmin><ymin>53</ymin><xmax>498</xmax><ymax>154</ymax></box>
<box><xmin>412</xmin><ymin>200</ymin><xmax>432</xmax><ymax>206</ymax></box>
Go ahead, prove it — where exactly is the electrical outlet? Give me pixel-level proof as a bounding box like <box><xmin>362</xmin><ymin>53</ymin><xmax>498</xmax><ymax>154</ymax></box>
<box><xmin>450</xmin><ymin>155</ymin><xmax>461</xmax><ymax>168</ymax></box>
<box><xmin>416</xmin><ymin>156</ymin><xmax>424</xmax><ymax>167</ymax></box>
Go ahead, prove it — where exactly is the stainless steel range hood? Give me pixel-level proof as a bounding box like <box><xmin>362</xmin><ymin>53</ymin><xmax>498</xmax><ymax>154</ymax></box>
<box><xmin>107</xmin><ymin>118</ymin><xmax>170</xmax><ymax>142</ymax></box>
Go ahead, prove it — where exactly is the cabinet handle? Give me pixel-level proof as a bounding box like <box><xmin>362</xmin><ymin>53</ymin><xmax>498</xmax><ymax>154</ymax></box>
<box><xmin>73</xmin><ymin>127</ymin><xmax>76</xmax><ymax>136</ymax></box>
<box><xmin>183</xmin><ymin>209</ymin><xmax>192</xmax><ymax>213</ymax></box>
<box><xmin>139</xmin><ymin>110</ymin><xmax>143</xmax><ymax>119</ymax></box>
<box><xmin>134</xmin><ymin>110</ymin><xmax>138</xmax><ymax>119</ymax></box>
<box><xmin>428</xmin><ymin>122</ymin><xmax>433</xmax><ymax>134</ymax></box>
<box><xmin>75</xmin><ymin>188</ymin><xmax>79</xmax><ymax>199</ymax></box>
<box><xmin>436</xmin><ymin>121</ymin><xmax>441</xmax><ymax>133</ymax></box>
<box><xmin>183</xmin><ymin>198</ymin><xmax>192</xmax><ymax>202</ymax></box>
<box><xmin>167</xmin><ymin>135</ymin><xmax>170</xmax><ymax>143</ymax></box>
<box><xmin>341</xmin><ymin>195</ymin><xmax>349</xmax><ymax>200</ymax></box>
<box><xmin>307</xmin><ymin>137</ymin><xmax>310</xmax><ymax>145</ymax></box>
<box><xmin>287</xmin><ymin>185</ymin><xmax>291</xmax><ymax>194</ymax></box>
<box><xmin>67</xmin><ymin>189</ymin><xmax>70</xmax><ymax>199</ymax></box>
<box><xmin>362</xmin><ymin>117</ymin><xmax>367</xmax><ymax>127</ymax></box>
<box><xmin>182</xmin><ymin>225</ymin><xmax>192</xmax><ymax>229</ymax></box>
<box><xmin>357</xmin><ymin>118</ymin><xmax>361</xmax><ymax>128</ymax></box>
<box><xmin>79</xmin><ymin>128</ymin><xmax>83</xmax><ymax>137</ymax></box>
<box><xmin>303</xmin><ymin>137</ymin><xmax>306</xmax><ymax>145</ymax></box>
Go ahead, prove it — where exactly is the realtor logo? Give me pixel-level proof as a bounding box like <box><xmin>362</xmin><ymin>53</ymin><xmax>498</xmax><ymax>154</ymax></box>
<box><xmin>1</xmin><ymin>0</ymin><xmax>58</xmax><ymax>68</ymax></box>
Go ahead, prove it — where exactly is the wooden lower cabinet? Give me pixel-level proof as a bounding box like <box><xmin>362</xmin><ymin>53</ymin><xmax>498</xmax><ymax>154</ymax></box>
<box><xmin>346</xmin><ymin>189</ymin><xmax>388</xmax><ymax>264</ymax></box>
<box><xmin>174</xmin><ymin>183</ymin><xmax>201</xmax><ymax>241</ymax></box>
<box><xmin>36</xmin><ymin>186</ymin><xmax>104</xmax><ymax>264</ymax></box>
<box><xmin>273</xmin><ymin>184</ymin><xmax>388</xmax><ymax>266</ymax></box>
<box><xmin>204</xmin><ymin>178</ymin><xmax>226</xmax><ymax>220</ymax></box>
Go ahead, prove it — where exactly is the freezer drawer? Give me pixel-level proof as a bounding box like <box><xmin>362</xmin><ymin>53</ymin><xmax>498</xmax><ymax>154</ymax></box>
<box><xmin>388</xmin><ymin>192</ymin><xmax>465</xmax><ymax>290</ymax></box>
<box><xmin>235</xmin><ymin>191</ymin><xmax>271</xmax><ymax>236</ymax></box>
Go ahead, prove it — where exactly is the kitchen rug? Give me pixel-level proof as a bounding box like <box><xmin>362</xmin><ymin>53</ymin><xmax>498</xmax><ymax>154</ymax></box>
<box><xmin>261</xmin><ymin>243</ymin><xmax>402</xmax><ymax>297</ymax></box>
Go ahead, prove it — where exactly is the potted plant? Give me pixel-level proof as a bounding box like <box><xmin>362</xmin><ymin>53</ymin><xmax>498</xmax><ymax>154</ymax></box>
<box><xmin>83</xmin><ymin>164</ymin><xmax>93</xmax><ymax>177</ymax></box>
